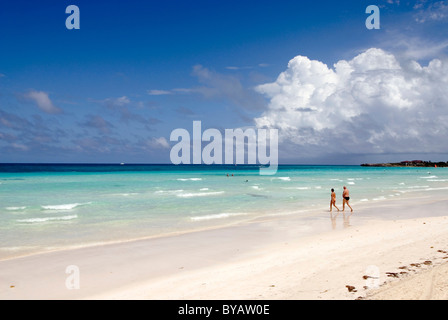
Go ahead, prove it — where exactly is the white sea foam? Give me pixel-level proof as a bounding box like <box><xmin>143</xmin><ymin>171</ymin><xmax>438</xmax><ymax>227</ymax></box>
<box><xmin>406</xmin><ymin>185</ymin><xmax>430</xmax><ymax>189</ymax></box>
<box><xmin>6</xmin><ymin>206</ymin><xmax>27</xmax><ymax>211</ymax></box>
<box><xmin>420</xmin><ymin>176</ymin><xmax>437</xmax><ymax>179</ymax></box>
<box><xmin>348</xmin><ymin>182</ymin><xmax>355</xmax><ymax>185</ymax></box>
<box><xmin>17</xmin><ymin>215</ymin><xmax>78</xmax><ymax>223</ymax></box>
<box><xmin>190</xmin><ymin>212</ymin><xmax>247</xmax><ymax>221</ymax></box>
<box><xmin>154</xmin><ymin>189</ymin><xmax>184</xmax><ymax>195</ymax></box>
<box><xmin>41</xmin><ymin>202</ymin><xmax>90</xmax><ymax>210</ymax></box>
<box><xmin>177</xmin><ymin>191</ymin><xmax>224</xmax><ymax>198</ymax></box>
<box><xmin>274</xmin><ymin>177</ymin><xmax>291</xmax><ymax>181</ymax></box>
<box><xmin>398</xmin><ymin>186</ymin><xmax>448</xmax><ymax>193</ymax></box>
<box><xmin>424</xmin><ymin>187</ymin><xmax>448</xmax><ymax>191</ymax></box>
<box><xmin>177</xmin><ymin>178</ymin><xmax>202</xmax><ymax>181</ymax></box>
<box><xmin>360</xmin><ymin>199</ymin><xmax>369</xmax><ymax>202</ymax></box>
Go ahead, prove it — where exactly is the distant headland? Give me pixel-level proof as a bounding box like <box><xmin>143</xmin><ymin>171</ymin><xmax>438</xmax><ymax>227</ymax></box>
<box><xmin>361</xmin><ymin>160</ymin><xmax>448</xmax><ymax>167</ymax></box>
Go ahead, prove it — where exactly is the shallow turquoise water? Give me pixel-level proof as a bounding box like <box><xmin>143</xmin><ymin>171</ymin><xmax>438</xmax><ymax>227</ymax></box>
<box><xmin>1</xmin><ymin>164</ymin><xmax>447</xmax><ymax>259</ymax></box>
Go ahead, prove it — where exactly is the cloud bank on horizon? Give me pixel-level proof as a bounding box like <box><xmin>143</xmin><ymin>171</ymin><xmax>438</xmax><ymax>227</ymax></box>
<box><xmin>254</xmin><ymin>48</ymin><xmax>448</xmax><ymax>162</ymax></box>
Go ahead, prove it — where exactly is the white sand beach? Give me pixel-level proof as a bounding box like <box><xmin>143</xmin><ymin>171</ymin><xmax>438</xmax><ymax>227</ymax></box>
<box><xmin>1</xmin><ymin>194</ymin><xmax>448</xmax><ymax>300</ymax></box>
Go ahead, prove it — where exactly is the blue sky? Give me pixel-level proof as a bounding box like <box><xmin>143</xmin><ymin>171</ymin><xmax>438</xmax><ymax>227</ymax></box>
<box><xmin>1</xmin><ymin>0</ymin><xmax>448</xmax><ymax>164</ymax></box>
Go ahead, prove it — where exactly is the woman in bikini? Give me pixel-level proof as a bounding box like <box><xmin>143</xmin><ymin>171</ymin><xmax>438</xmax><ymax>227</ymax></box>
<box><xmin>330</xmin><ymin>188</ymin><xmax>340</xmax><ymax>212</ymax></box>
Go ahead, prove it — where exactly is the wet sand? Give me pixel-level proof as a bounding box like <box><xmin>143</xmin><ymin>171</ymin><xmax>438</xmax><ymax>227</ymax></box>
<box><xmin>1</xmin><ymin>194</ymin><xmax>448</xmax><ymax>300</ymax></box>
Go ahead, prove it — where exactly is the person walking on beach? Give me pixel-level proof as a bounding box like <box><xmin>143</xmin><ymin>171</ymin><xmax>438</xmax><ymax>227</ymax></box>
<box><xmin>330</xmin><ymin>188</ymin><xmax>340</xmax><ymax>212</ymax></box>
<box><xmin>342</xmin><ymin>186</ymin><xmax>353</xmax><ymax>212</ymax></box>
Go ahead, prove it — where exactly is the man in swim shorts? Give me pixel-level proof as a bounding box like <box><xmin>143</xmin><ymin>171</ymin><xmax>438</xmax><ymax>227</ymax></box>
<box><xmin>342</xmin><ymin>186</ymin><xmax>353</xmax><ymax>212</ymax></box>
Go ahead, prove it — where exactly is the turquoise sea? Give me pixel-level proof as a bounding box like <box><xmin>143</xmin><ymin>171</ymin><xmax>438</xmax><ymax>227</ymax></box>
<box><xmin>1</xmin><ymin>164</ymin><xmax>447</xmax><ymax>259</ymax></box>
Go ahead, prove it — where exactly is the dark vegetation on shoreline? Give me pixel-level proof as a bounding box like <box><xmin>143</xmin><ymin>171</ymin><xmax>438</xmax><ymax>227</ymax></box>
<box><xmin>361</xmin><ymin>160</ymin><xmax>448</xmax><ymax>167</ymax></box>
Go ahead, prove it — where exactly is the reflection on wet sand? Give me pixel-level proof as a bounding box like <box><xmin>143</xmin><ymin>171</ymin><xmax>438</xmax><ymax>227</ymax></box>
<box><xmin>330</xmin><ymin>211</ymin><xmax>354</xmax><ymax>229</ymax></box>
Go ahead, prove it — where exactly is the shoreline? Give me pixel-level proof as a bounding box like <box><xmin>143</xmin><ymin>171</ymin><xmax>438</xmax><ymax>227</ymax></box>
<box><xmin>2</xmin><ymin>164</ymin><xmax>447</xmax><ymax>263</ymax></box>
<box><xmin>1</xmin><ymin>189</ymin><xmax>443</xmax><ymax>262</ymax></box>
<box><xmin>1</xmin><ymin>193</ymin><xmax>448</xmax><ymax>299</ymax></box>
<box><xmin>0</xmin><ymin>202</ymin><xmax>335</xmax><ymax>262</ymax></box>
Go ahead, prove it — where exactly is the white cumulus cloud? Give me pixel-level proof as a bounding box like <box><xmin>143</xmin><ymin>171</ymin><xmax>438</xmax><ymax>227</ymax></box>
<box><xmin>255</xmin><ymin>48</ymin><xmax>448</xmax><ymax>159</ymax></box>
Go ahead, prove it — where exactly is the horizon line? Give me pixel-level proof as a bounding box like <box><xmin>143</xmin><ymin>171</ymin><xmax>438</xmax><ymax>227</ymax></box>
<box><xmin>0</xmin><ymin>162</ymin><xmax>362</xmax><ymax>166</ymax></box>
